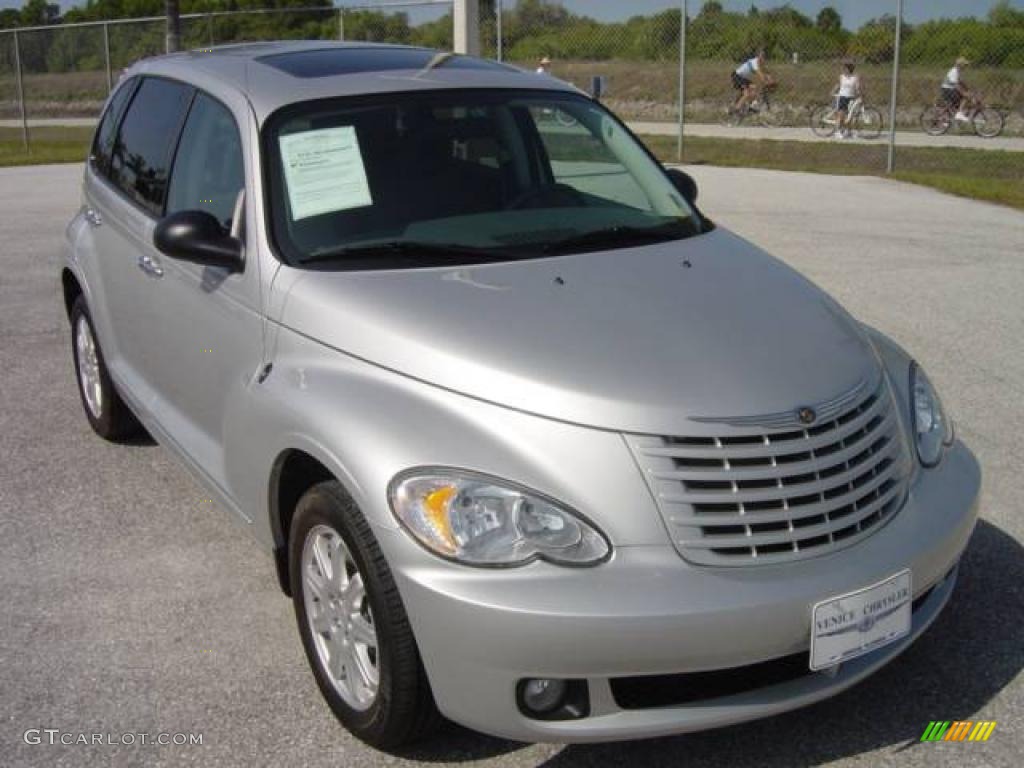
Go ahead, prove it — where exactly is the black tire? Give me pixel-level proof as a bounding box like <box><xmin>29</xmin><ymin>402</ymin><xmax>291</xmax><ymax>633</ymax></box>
<box><xmin>810</xmin><ymin>104</ymin><xmax>837</xmax><ymax>138</ymax></box>
<box><xmin>920</xmin><ymin>106</ymin><xmax>951</xmax><ymax>136</ymax></box>
<box><xmin>70</xmin><ymin>296</ymin><xmax>140</xmax><ymax>441</ymax></box>
<box><xmin>289</xmin><ymin>481</ymin><xmax>441</xmax><ymax>749</ymax></box>
<box><xmin>973</xmin><ymin>108</ymin><xmax>1004</xmax><ymax>138</ymax></box>
<box><xmin>855</xmin><ymin>107</ymin><xmax>883</xmax><ymax>140</ymax></box>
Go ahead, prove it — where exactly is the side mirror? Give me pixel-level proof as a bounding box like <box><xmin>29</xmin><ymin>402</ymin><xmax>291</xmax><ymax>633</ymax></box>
<box><xmin>665</xmin><ymin>168</ymin><xmax>699</xmax><ymax>205</ymax></box>
<box><xmin>153</xmin><ymin>210</ymin><xmax>243</xmax><ymax>272</ymax></box>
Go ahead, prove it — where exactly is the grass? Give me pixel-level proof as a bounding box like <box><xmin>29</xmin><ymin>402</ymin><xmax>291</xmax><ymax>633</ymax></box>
<box><xmin>0</xmin><ymin>126</ymin><xmax>91</xmax><ymax>167</ymax></box>
<box><xmin>640</xmin><ymin>134</ymin><xmax>1024</xmax><ymax>211</ymax></box>
<box><xmin>1</xmin><ymin>125</ymin><xmax>1020</xmax><ymax>211</ymax></box>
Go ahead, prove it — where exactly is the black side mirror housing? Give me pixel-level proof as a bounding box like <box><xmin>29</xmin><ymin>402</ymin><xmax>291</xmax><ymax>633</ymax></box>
<box><xmin>665</xmin><ymin>168</ymin><xmax>699</xmax><ymax>205</ymax></box>
<box><xmin>153</xmin><ymin>210</ymin><xmax>243</xmax><ymax>272</ymax></box>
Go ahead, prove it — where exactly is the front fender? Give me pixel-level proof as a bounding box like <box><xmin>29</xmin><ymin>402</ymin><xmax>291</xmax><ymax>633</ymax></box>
<box><xmin>235</xmin><ymin>325</ymin><xmax>671</xmax><ymax>557</ymax></box>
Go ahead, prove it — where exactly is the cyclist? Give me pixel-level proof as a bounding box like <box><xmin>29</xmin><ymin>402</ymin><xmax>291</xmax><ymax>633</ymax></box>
<box><xmin>940</xmin><ymin>57</ymin><xmax>974</xmax><ymax>123</ymax></box>
<box><xmin>833</xmin><ymin>59</ymin><xmax>863</xmax><ymax>139</ymax></box>
<box><xmin>731</xmin><ymin>49</ymin><xmax>774</xmax><ymax>115</ymax></box>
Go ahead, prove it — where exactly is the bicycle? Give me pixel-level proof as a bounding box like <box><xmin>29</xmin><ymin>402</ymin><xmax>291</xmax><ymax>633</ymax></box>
<box><xmin>723</xmin><ymin>81</ymin><xmax>781</xmax><ymax>128</ymax></box>
<box><xmin>920</xmin><ymin>93</ymin><xmax>1004</xmax><ymax>138</ymax></box>
<box><xmin>810</xmin><ymin>96</ymin><xmax>883</xmax><ymax>139</ymax></box>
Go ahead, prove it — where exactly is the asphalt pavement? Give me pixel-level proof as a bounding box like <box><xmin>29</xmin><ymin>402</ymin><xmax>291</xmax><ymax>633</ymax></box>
<box><xmin>0</xmin><ymin>163</ymin><xmax>1021</xmax><ymax>767</ymax></box>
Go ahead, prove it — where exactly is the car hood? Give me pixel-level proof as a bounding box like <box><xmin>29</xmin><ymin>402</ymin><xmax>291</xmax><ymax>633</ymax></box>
<box><xmin>273</xmin><ymin>228</ymin><xmax>879</xmax><ymax>435</ymax></box>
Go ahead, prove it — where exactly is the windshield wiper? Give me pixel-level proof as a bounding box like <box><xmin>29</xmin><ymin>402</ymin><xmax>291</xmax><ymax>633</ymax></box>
<box><xmin>300</xmin><ymin>240</ymin><xmax>521</xmax><ymax>267</ymax></box>
<box><xmin>542</xmin><ymin>221</ymin><xmax>697</xmax><ymax>255</ymax></box>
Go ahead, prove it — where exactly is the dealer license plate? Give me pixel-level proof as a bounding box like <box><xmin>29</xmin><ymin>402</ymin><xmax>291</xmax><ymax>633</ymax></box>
<box><xmin>810</xmin><ymin>569</ymin><xmax>912</xmax><ymax>671</ymax></box>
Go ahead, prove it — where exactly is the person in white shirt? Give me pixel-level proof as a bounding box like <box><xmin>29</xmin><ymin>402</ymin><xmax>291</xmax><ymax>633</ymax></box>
<box><xmin>940</xmin><ymin>57</ymin><xmax>973</xmax><ymax>122</ymax></box>
<box><xmin>731</xmin><ymin>49</ymin><xmax>773</xmax><ymax>114</ymax></box>
<box><xmin>536</xmin><ymin>56</ymin><xmax>552</xmax><ymax>75</ymax></box>
<box><xmin>833</xmin><ymin>59</ymin><xmax>862</xmax><ymax>139</ymax></box>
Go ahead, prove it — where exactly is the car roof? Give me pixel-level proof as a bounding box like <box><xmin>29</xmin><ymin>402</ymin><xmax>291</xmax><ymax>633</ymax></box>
<box><xmin>128</xmin><ymin>41</ymin><xmax>579</xmax><ymax>124</ymax></box>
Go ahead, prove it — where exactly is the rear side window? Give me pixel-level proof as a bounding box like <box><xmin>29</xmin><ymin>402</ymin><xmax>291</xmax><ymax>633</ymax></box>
<box><xmin>166</xmin><ymin>93</ymin><xmax>245</xmax><ymax>231</ymax></box>
<box><xmin>90</xmin><ymin>77</ymin><xmax>136</xmax><ymax>176</ymax></box>
<box><xmin>110</xmin><ymin>77</ymin><xmax>194</xmax><ymax>216</ymax></box>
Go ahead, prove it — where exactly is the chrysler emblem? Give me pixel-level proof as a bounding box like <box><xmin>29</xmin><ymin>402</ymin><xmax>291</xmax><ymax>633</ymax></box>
<box><xmin>798</xmin><ymin>407</ymin><xmax>817</xmax><ymax>425</ymax></box>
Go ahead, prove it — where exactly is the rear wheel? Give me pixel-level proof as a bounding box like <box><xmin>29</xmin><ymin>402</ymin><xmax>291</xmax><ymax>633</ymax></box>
<box><xmin>290</xmin><ymin>481</ymin><xmax>441</xmax><ymax>749</ymax></box>
<box><xmin>810</xmin><ymin>105</ymin><xmax>837</xmax><ymax>138</ymax></box>
<box><xmin>920</xmin><ymin>106</ymin><xmax>951</xmax><ymax>136</ymax></box>
<box><xmin>70</xmin><ymin>296</ymin><xmax>140</xmax><ymax>441</ymax></box>
<box><xmin>973</xmin><ymin>108</ymin><xmax>1004</xmax><ymax>138</ymax></box>
<box><xmin>854</xmin><ymin>107</ymin><xmax>883</xmax><ymax>140</ymax></box>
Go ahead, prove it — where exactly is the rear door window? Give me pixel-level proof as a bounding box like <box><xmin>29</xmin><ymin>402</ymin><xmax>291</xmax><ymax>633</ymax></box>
<box><xmin>109</xmin><ymin>77</ymin><xmax>194</xmax><ymax>216</ymax></box>
<box><xmin>90</xmin><ymin>77</ymin><xmax>137</xmax><ymax>177</ymax></box>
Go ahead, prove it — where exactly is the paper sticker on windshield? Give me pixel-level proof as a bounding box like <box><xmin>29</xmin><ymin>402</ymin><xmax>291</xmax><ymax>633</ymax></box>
<box><xmin>279</xmin><ymin>126</ymin><xmax>372</xmax><ymax>220</ymax></box>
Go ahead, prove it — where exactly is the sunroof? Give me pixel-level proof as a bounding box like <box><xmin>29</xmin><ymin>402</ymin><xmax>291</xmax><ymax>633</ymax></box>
<box><xmin>257</xmin><ymin>47</ymin><xmax>514</xmax><ymax>78</ymax></box>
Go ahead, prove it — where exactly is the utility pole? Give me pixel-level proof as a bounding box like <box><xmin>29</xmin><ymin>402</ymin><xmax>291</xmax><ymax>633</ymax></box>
<box><xmin>166</xmin><ymin>0</ymin><xmax>181</xmax><ymax>53</ymax></box>
<box><xmin>454</xmin><ymin>0</ymin><xmax>480</xmax><ymax>56</ymax></box>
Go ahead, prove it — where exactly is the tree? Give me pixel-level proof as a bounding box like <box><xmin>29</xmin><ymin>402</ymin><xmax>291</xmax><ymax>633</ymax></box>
<box><xmin>699</xmin><ymin>1</ymin><xmax>723</xmax><ymax>17</ymax></box>
<box><xmin>20</xmin><ymin>0</ymin><xmax>60</xmax><ymax>26</ymax></box>
<box><xmin>816</xmin><ymin>6</ymin><xmax>842</xmax><ymax>34</ymax></box>
<box><xmin>0</xmin><ymin>8</ymin><xmax>21</xmax><ymax>29</ymax></box>
<box><xmin>989</xmin><ymin>0</ymin><xmax>1024</xmax><ymax>29</ymax></box>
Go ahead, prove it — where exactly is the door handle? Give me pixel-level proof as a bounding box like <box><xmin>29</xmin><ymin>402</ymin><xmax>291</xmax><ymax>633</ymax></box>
<box><xmin>83</xmin><ymin>207</ymin><xmax>102</xmax><ymax>227</ymax></box>
<box><xmin>137</xmin><ymin>254</ymin><xmax>164</xmax><ymax>278</ymax></box>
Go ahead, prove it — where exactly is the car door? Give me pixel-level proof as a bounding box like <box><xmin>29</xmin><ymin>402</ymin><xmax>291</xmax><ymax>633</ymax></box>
<box><xmin>82</xmin><ymin>76</ymin><xmax>194</xmax><ymax>412</ymax></box>
<box><xmin>147</xmin><ymin>90</ymin><xmax>264</xmax><ymax>503</ymax></box>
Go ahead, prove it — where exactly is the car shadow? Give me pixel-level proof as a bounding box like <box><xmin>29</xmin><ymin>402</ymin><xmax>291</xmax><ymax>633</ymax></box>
<box><xmin>399</xmin><ymin>519</ymin><xmax>1021</xmax><ymax>765</ymax></box>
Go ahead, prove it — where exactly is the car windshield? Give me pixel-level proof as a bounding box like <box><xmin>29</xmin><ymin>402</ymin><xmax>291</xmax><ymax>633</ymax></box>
<box><xmin>263</xmin><ymin>89</ymin><xmax>702</xmax><ymax>268</ymax></box>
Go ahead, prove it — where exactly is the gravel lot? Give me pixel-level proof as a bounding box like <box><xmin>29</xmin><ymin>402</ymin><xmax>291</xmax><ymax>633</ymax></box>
<box><xmin>1</xmin><ymin>163</ymin><xmax>1021</xmax><ymax>768</ymax></box>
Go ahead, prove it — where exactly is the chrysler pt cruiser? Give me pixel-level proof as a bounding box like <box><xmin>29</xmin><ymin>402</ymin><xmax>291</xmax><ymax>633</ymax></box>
<box><xmin>62</xmin><ymin>42</ymin><xmax>980</xmax><ymax>748</ymax></box>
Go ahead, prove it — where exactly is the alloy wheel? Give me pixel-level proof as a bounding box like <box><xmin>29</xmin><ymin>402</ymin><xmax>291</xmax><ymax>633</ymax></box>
<box><xmin>301</xmin><ymin>524</ymin><xmax>380</xmax><ymax>711</ymax></box>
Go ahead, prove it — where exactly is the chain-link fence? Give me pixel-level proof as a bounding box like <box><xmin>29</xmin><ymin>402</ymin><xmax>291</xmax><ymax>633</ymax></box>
<box><xmin>0</xmin><ymin>2</ymin><xmax>453</xmax><ymax>132</ymax></box>
<box><xmin>488</xmin><ymin>0</ymin><xmax>1024</xmax><ymax>189</ymax></box>
<box><xmin>2</xmin><ymin>0</ymin><xmax>1023</xmax><ymax>195</ymax></box>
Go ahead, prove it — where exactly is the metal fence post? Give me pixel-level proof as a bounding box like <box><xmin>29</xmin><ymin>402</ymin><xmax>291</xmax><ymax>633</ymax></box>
<box><xmin>338</xmin><ymin>8</ymin><xmax>345</xmax><ymax>41</ymax></box>
<box><xmin>676</xmin><ymin>0</ymin><xmax>687</xmax><ymax>163</ymax></box>
<box><xmin>103</xmin><ymin>22</ymin><xmax>113</xmax><ymax>93</ymax></box>
<box><xmin>886</xmin><ymin>0</ymin><xmax>903</xmax><ymax>174</ymax></box>
<box><xmin>495</xmin><ymin>0</ymin><xmax>503</xmax><ymax>62</ymax></box>
<box><xmin>13</xmin><ymin>30</ymin><xmax>28</xmax><ymax>152</ymax></box>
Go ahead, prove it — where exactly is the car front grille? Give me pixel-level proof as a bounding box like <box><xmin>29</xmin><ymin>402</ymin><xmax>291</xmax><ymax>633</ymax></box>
<box><xmin>627</xmin><ymin>377</ymin><xmax>912</xmax><ymax>566</ymax></box>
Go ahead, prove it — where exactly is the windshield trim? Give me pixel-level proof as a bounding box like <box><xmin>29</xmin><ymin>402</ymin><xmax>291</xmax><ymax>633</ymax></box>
<box><xmin>260</xmin><ymin>87</ymin><xmax>710</xmax><ymax>271</ymax></box>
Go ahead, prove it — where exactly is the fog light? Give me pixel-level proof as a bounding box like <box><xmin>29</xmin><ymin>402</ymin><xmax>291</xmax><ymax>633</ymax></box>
<box><xmin>521</xmin><ymin>678</ymin><xmax>568</xmax><ymax>714</ymax></box>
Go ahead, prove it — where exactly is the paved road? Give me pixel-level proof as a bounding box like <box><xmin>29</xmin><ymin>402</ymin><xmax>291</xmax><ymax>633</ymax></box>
<box><xmin>4</xmin><ymin>116</ymin><xmax>1023</xmax><ymax>152</ymax></box>
<box><xmin>632</xmin><ymin>120</ymin><xmax>1024</xmax><ymax>151</ymax></box>
<box><xmin>1</xmin><ymin>164</ymin><xmax>1021</xmax><ymax>768</ymax></box>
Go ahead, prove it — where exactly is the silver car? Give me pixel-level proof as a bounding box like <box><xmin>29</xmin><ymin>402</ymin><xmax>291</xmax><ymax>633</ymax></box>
<box><xmin>62</xmin><ymin>42</ymin><xmax>980</xmax><ymax>749</ymax></box>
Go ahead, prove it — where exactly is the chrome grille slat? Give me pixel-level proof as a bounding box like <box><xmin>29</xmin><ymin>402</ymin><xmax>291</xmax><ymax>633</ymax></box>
<box><xmin>639</xmin><ymin>393</ymin><xmax>888</xmax><ymax>461</ymax></box>
<box><xmin>627</xmin><ymin>379</ymin><xmax>910</xmax><ymax>566</ymax></box>
<box><xmin>651</xmin><ymin>416</ymin><xmax>895</xmax><ymax>483</ymax></box>
<box><xmin>667</xmin><ymin>476</ymin><xmax>904</xmax><ymax>528</ymax></box>
<box><xmin>677</xmin><ymin>483</ymin><xmax>903</xmax><ymax>548</ymax></box>
<box><xmin>657</xmin><ymin>443</ymin><xmax>900</xmax><ymax>506</ymax></box>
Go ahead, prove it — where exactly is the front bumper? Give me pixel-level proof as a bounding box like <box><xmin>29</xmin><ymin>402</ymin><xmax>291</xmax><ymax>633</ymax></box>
<box><xmin>384</xmin><ymin>440</ymin><xmax>980</xmax><ymax>743</ymax></box>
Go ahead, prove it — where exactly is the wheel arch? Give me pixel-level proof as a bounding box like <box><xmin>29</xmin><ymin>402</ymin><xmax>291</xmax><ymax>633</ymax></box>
<box><xmin>61</xmin><ymin>268</ymin><xmax>84</xmax><ymax>319</ymax></box>
<box><xmin>268</xmin><ymin>446</ymin><xmax>358</xmax><ymax>596</ymax></box>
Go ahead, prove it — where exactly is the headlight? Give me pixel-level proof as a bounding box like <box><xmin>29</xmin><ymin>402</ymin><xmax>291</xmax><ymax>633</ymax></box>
<box><xmin>910</xmin><ymin>362</ymin><xmax>953</xmax><ymax>467</ymax></box>
<box><xmin>388</xmin><ymin>470</ymin><xmax>611</xmax><ymax>567</ymax></box>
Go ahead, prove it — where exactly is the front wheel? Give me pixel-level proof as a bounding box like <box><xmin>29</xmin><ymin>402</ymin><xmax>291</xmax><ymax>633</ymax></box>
<box><xmin>290</xmin><ymin>481</ymin><xmax>440</xmax><ymax>749</ymax></box>
<box><xmin>854</xmin><ymin>106</ymin><xmax>884</xmax><ymax>140</ymax></box>
<box><xmin>810</xmin><ymin>105</ymin><xmax>837</xmax><ymax>138</ymax></box>
<box><xmin>973</xmin><ymin>108</ymin><xmax>1004</xmax><ymax>138</ymax></box>
<box><xmin>920</xmin><ymin>106</ymin><xmax>951</xmax><ymax>136</ymax></box>
<box><xmin>757</xmin><ymin>100</ymin><xmax>783</xmax><ymax>127</ymax></box>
